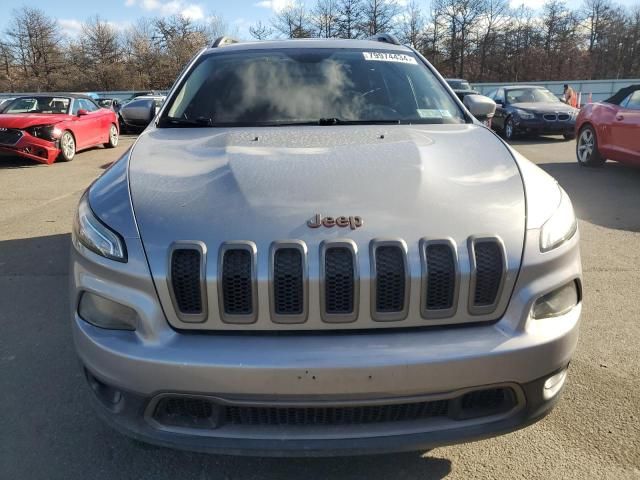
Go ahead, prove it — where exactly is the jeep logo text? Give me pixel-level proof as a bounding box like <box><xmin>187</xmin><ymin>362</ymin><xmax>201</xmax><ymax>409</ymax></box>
<box><xmin>307</xmin><ymin>214</ymin><xmax>363</xmax><ymax>230</ymax></box>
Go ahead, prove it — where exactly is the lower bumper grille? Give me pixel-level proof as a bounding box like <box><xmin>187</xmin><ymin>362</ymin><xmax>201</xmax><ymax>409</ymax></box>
<box><xmin>150</xmin><ymin>387</ymin><xmax>518</xmax><ymax>431</ymax></box>
<box><xmin>0</xmin><ymin>128</ymin><xmax>23</xmax><ymax>146</ymax></box>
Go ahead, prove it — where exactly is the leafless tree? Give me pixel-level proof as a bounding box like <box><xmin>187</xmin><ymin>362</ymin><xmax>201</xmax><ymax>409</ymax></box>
<box><xmin>313</xmin><ymin>0</ymin><xmax>340</xmax><ymax>37</ymax></box>
<box><xmin>249</xmin><ymin>21</ymin><xmax>274</xmax><ymax>40</ymax></box>
<box><xmin>272</xmin><ymin>2</ymin><xmax>312</xmax><ymax>38</ymax></box>
<box><xmin>398</xmin><ymin>0</ymin><xmax>425</xmax><ymax>48</ymax></box>
<box><xmin>336</xmin><ymin>0</ymin><xmax>365</xmax><ymax>38</ymax></box>
<box><xmin>359</xmin><ymin>0</ymin><xmax>401</xmax><ymax>36</ymax></box>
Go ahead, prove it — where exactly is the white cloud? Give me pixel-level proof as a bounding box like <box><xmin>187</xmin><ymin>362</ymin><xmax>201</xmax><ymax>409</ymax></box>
<box><xmin>126</xmin><ymin>0</ymin><xmax>205</xmax><ymax>19</ymax></box>
<box><xmin>59</xmin><ymin>19</ymin><xmax>83</xmax><ymax>37</ymax></box>
<box><xmin>254</xmin><ymin>0</ymin><xmax>291</xmax><ymax>12</ymax></box>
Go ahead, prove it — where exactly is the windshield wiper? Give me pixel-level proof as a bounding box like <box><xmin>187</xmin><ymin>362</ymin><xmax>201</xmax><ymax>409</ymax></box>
<box><xmin>160</xmin><ymin>116</ymin><xmax>214</xmax><ymax>128</ymax></box>
<box><xmin>318</xmin><ymin>118</ymin><xmax>401</xmax><ymax>125</ymax></box>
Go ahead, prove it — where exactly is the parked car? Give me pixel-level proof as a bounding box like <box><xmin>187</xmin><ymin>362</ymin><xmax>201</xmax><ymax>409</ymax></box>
<box><xmin>575</xmin><ymin>84</ymin><xmax>640</xmax><ymax>167</ymax></box>
<box><xmin>96</xmin><ymin>98</ymin><xmax>122</xmax><ymax>112</ymax></box>
<box><xmin>0</xmin><ymin>97</ymin><xmax>16</xmax><ymax>112</ymax></box>
<box><xmin>0</xmin><ymin>94</ymin><xmax>119</xmax><ymax>164</ymax></box>
<box><xmin>118</xmin><ymin>95</ymin><xmax>165</xmax><ymax>132</ymax></box>
<box><xmin>71</xmin><ymin>36</ymin><xmax>581</xmax><ymax>456</ymax></box>
<box><xmin>485</xmin><ymin>85</ymin><xmax>579</xmax><ymax>140</ymax></box>
<box><xmin>445</xmin><ymin>78</ymin><xmax>479</xmax><ymax>101</ymax></box>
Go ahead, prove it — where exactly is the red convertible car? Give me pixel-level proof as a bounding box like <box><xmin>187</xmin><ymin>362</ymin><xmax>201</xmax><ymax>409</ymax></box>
<box><xmin>0</xmin><ymin>94</ymin><xmax>119</xmax><ymax>164</ymax></box>
<box><xmin>576</xmin><ymin>85</ymin><xmax>640</xmax><ymax>167</ymax></box>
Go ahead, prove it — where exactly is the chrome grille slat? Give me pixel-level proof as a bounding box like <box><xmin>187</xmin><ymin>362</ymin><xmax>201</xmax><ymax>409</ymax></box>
<box><xmin>269</xmin><ymin>241</ymin><xmax>308</xmax><ymax>324</ymax></box>
<box><xmin>468</xmin><ymin>237</ymin><xmax>506</xmax><ymax>315</ymax></box>
<box><xmin>370</xmin><ymin>240</ymin><xmax>409</xmax><ymax>321</ymax></box>
<box><xmin>167</xmin><ymin>242</ymin><xmax>207</xmax><ymax>323</ymax></box>
<box><xmin>320</xmin><ymin>240</ymin><xmax>359</xmax><ymax>323</ymax></box>
<box><xmin>420</xmin><ymin>239</ymin><xmax>459</xmax><ymax>319</ymax></box>
<box><xmin>218</xmin><ymin>241</ymin><xmax>258</xmax><ymax>324</ymax></box>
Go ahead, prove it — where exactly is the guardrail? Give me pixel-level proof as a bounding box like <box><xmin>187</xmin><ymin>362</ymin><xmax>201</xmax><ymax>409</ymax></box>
<box><xmin>473</xmin><ymin>79</ymin><xmax>639</xmax><ymax>103</ymax></box>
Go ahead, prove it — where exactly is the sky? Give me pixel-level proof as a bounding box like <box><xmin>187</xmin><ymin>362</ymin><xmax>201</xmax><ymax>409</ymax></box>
<box><xmin>1</xmin><ymin>0</ymin><xmax>638</xmax><ymax>39</ymax></box>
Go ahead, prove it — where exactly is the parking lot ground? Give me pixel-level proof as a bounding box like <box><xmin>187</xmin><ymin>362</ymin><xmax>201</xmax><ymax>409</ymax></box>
<box><xmin>0</xmin><ymin>135</ymin><xmax>639</xmax><ymax>479</ymax></box>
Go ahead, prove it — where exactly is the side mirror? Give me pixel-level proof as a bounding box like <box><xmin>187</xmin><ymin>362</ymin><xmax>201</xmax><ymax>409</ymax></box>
<box><xmin>464</xmin><ymin>94</ymin><xmax>496</xmax><ymax>121</ymax></box>
<box><xmin>145</xmin><ymin>101</ymin><xmax>157</xmax><ymax>124</ymax></box>
<box><xmin>77</xmin><ymin>109</ymin><xmax>88</xmax><ymax>116</ymax></box>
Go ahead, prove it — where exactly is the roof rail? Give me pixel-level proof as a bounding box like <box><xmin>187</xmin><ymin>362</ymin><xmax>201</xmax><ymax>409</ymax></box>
<box><xmin>368</xmin><ymin>33</ymin><xmax>401</xmax><ymax>45</ymax></box>
<box><xmin>211</xmin><ymin>36</ymin><xmax>239</xmax><ymax>48</ymax></box>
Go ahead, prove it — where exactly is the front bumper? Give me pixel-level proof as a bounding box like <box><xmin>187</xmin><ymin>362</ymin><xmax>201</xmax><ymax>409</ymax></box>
<box><xmin>514</xmin><ymin>118</ymin><xmax>575</xmax><ymax>136</ymax></box>
<box><xmin>71</xmin><ymin>225</ymin><xmax>582</xmax><ymax>455</ymax></box>
<box><xmin>0</xmin><ymin>133</ymin><xmax>59</xmax><ymax>164</ymax></box>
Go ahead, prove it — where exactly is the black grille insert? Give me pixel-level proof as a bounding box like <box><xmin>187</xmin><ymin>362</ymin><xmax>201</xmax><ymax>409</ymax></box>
<box><xmin>374</xmin><ymin>245</ymin><xmax>406</xmax><ymax>313</ymax></box>
<box><xmin>151</xmin><ymin>387</ymin><xmax>518</xmax><ymax>430</ymax></box>
<box><xmin>222</xmin><ymin>249</ymin><xmax>253</xmax><ymax>315</ymax></box>
<box><xmin>225</xmin><ymin>400</ymin><xmax>449</xmax><ymax>426</ymax></box>
<box><xmin>425</xmin><ymin>243</ymin><xmax>456</xmax><ymax>311</ymax></box>
<box><xmin>0</xmin><ymin>128</ymin><xmax>23</xmax><ymax>145</ymax></box>
<box><xmin>170</xmin><ymin>249</ymin><xmax>203</xmax><ymax>315</ymax></box>
<box><xmin>473</xmin><ymin>240</ymin><xmax>504</xmax><ymax>308</ymax></box>
<box><xmin>273</xmin><ymin>248</ymin><xmax>304</xmax><ymax>315</ymax></box>
<box><xmin>324</xmin><ymin>247</ymin><xmax>355</xmax><ymax>315</ymax></box>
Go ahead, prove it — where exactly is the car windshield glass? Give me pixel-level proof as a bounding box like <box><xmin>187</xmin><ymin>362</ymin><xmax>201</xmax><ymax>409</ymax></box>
<box><xmin>448</xmin><ymin>80</ymin><xmax>471</xmax><ymax>90</ymax></box>
<box><xmin>3</xmin><ymin>96</ymin><xmax>70</xmax><ymax>114</ymax></box>
<box><xmin>506</xmin><ymin>89</ymin><xmax>559</xmax><ymax>104</ymax></box>
<box><xmin>161</xmin><ymin>49</ymin><xmax>465</xmax><ymax>127</ymax></box>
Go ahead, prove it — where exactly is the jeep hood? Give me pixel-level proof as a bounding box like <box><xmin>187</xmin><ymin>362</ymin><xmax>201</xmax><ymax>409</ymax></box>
<box><xmin>128</xmin><ymin>124</ymin><xmax>525</xmax><ymax>320</ymax></box>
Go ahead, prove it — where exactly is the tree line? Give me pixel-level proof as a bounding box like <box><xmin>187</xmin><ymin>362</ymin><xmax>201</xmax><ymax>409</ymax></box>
<box><xmin>0</xmin><ymin>0</ymin><xmax>638</xmax><ymax>93</ymax></box>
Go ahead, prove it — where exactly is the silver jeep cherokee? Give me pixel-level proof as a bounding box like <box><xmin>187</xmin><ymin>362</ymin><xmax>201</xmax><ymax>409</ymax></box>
<box><xmin>70</xmin><ymin>36</ymin><xmax>582</xmax><ymax>456</ymax></box>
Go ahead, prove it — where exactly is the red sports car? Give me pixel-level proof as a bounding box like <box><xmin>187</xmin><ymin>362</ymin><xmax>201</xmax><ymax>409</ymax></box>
<box><xmin>0</xmin><ymin>94</ymin><xmax>119</xmax><ymax>164</ymax></box>
<box><xmin>575</xmin><ymin>85</ymin><xmax>640</xmax><ymax>167</ymax></box>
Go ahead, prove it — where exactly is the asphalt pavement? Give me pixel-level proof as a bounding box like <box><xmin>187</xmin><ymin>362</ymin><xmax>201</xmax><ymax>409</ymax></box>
<box><xmin>0</xmin><ymin>134</ymin><xmax>638</xmax><ymax>479</ymax></box>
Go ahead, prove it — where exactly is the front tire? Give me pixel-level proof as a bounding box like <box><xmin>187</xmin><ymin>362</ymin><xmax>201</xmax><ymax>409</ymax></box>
<box><xmin>104</xmin><ymin>124</ymin><xmax>119</xmax><ymax>148</ymax></box>
<box><xmin>504</xmin><ymin>117</ymin><xmax>516</xmax><ymax>141</ymax></box>
<box><xmin>576</xmin><ymin>125</ymin><xmax>605</xmax><ymax>167</ymax></box>
<box><xmin>58</xmin><ymin>131</ymin><xmax>76</xmax><ymax>162</ymax></box>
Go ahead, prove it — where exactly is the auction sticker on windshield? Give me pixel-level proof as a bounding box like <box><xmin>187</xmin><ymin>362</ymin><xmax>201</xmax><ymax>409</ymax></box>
<box><xmin>362</xmin><ymin>52</ymin><xmax>418</xmax><ymax>64</ymax></box>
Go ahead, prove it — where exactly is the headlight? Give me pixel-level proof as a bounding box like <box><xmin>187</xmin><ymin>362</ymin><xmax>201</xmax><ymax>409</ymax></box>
<box><xmin>25</xmin><ymin>124</ymin><xmax>62</xmax><ymax>141</ymax></box>
<box><xmin>73</xmin><ymin>192</ymin><xmax>127</xmax><ymax>262</ymax></box>
<box><xmin>515</xmin><ymin>109</ymin><xmax>535</xmax><ymax>119</ymax></box>
<box><xmin>540</xmin><ymin>187</ymin><xmax>577</xmax><ymax>252</ymax></box>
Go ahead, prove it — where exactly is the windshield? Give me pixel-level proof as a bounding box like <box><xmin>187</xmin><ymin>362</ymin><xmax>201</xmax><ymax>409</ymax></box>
<box><xmin>161</xmin><ymin>49</ymin><xmax>465</xmax><ymax>127</ymax></box>
<box><xmin>3</xmin><ymin>96</ymin><xmax>70</xmax><ymax>114</ymax></box>
<box><xmin>506</xmin><ymin>88</ymin><xmax>559</xmax><ymax>104</ymax></box>
<box><xmin>447</xmin><ymin>80</ymin><xmax>471</xmax><ymax>90</ymax></box>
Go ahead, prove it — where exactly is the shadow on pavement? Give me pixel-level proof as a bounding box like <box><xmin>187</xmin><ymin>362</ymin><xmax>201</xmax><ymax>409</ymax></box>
<box><xmin>0</xmin><ymin>154</ymin><xmax>47</xmax><ymax>169</ymax></box>
<box><xmin>0</xmin><ymin>232</ymin><xmax>452</xmax><ymax>479</ymax></box>
<box><xmin>508</xmin><ymin>135</ymin><xmax>571</xmax><ymax>146</ymax></box>
<box><xmin>537</xmin><ymin>161</ymin><xmax>640</xmax><ymax>232</ymax></box>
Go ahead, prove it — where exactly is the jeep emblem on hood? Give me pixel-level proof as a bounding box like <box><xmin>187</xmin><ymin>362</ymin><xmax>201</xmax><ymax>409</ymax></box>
<box><xmin>307</xmin><ymin>214</ymin><xmax>363</xmax><ymax>230</ymax></box>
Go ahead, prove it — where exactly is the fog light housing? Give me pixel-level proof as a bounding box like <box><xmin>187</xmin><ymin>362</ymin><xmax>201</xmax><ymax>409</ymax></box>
<box><xmin>532</xmin><ymin>281</ymin><xmax>580</xmax><ymax>319</ymax></box>
<box><xmin>543</xmin><ymin>368</ymin><xmax>568</xmax><ymax>400</ymax></box>
<box><xmin>78</xmin><ymin>292</ymin><xmax>138</xmax><ymax>330</ymax></box>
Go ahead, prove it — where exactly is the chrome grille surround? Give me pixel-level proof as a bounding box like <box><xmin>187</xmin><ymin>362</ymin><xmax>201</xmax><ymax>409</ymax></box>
<box><xmin>217</xmin><ymin>241</ymin><xmax>258</xmax><ymax>324</ymax></box>
<box><xmin>467</xmin><ymin>236</ymin><xmax>507</xmax><ymax>316</ymax></box>
<box><xmin>167</xmin><ymin>241</ymin><xmax>208</xmax><ymax>323</ymax></box>
<box><xmin>369</xmin><ymin>239</ymin><xmax>410</xmax><ymax>321</ymax></box>
<box><xmin>269</xmin><ymin>240</ymin><xmax>308</xmax><ymax>324</ymax></box>
<box><xmin>319</xmin><ymin>239</ymin><xmax>359</xmax><ymax>323</ymax></box>
<box><xmin>419</xmin><ymin>238</ymin><xmax>459</xmax><ymax>319</ymax></box>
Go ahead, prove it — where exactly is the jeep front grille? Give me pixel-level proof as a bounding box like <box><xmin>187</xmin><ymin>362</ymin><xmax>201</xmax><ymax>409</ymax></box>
<box><xmin>167</xmin><ymin>236</ymin><xmax>509</xmax><ymax>328</ymax></box>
